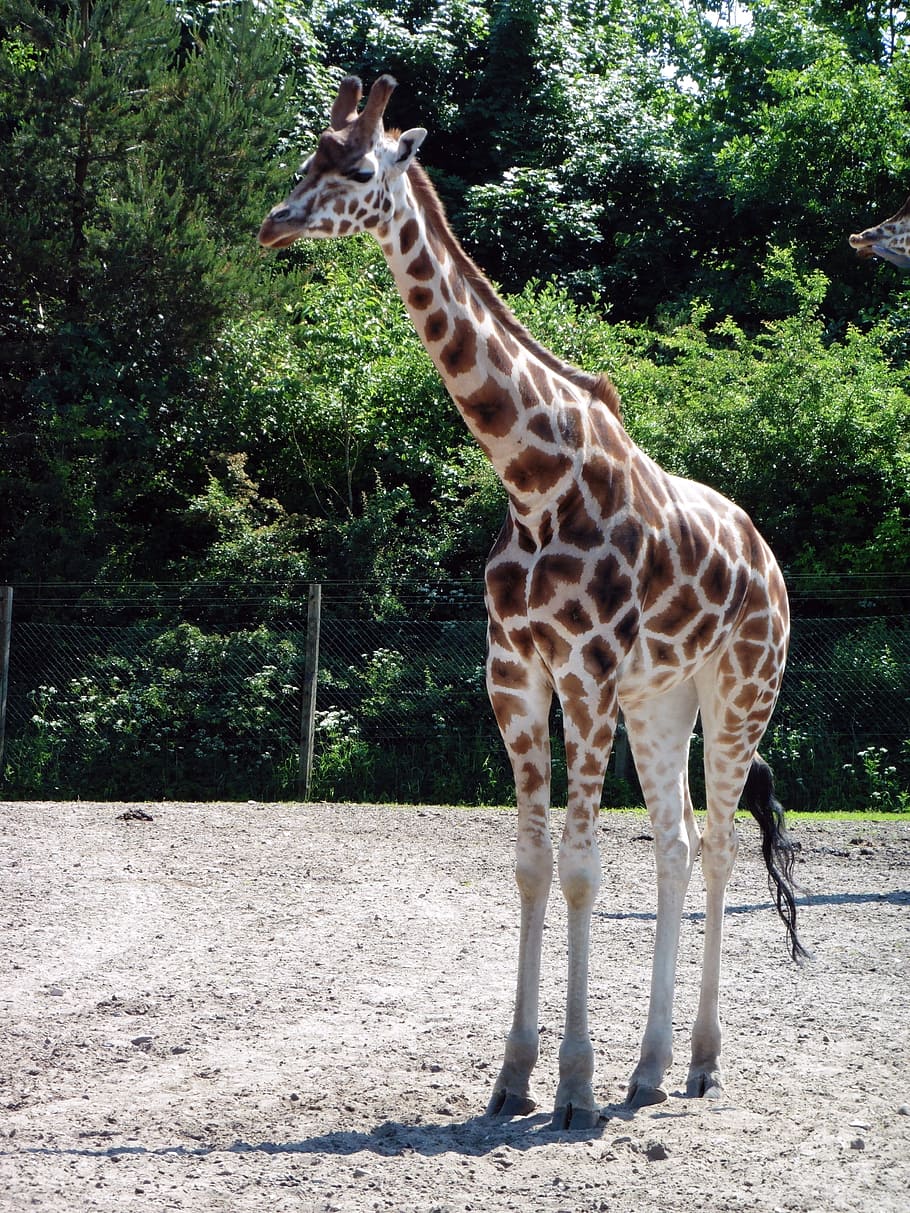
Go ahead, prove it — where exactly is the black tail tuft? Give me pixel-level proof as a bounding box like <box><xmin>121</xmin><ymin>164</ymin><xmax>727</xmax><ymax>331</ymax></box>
<box><xmin>742</xmin><ymin>755</ymin><xmax>811</xmax><ymax>964</ymax></box>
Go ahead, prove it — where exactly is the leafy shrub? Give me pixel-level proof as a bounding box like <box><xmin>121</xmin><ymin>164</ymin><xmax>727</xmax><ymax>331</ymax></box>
<box><xmin>6</xmin><ymin>625</ymin><xmax>303</xmax><ymax>800</ymax></box>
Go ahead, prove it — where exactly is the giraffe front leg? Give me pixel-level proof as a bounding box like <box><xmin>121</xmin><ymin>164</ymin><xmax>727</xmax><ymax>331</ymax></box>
<box><xmin>550</xmin><ymin>701</ymin><xmax>613</xmax><ymax>1131</ymax></box>
<box><xmin>486</xmin><ymin>671</ymin><xmax>554</xmax><ymax>1119</ymax></box>
<box><xmin>486</xmin><ymin>806</ymin><xmax>553</xmax><ymax>1117</ymax></box>
<box><xmin>551</xmin><ymin>809</ymin><xmax>602</xmax><ymax>1130</ymax></box>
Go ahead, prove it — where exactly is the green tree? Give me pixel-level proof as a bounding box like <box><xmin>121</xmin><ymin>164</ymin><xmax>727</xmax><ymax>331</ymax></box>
<box><xmin>0</xmin><ymin>0</ymin><xmax>296</xmax><ymax>582</ymax></box>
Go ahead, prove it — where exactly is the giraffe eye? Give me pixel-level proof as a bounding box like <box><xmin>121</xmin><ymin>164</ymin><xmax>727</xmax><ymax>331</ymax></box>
<box><xmin>294</xmin><ymin>156</ymin><xmax>313</xmax><ymax>184</ymax></box>
<box><xmin>345</xmin><ymin>166</ymin><xmax>374</xmax><ymax>184</ymax></box>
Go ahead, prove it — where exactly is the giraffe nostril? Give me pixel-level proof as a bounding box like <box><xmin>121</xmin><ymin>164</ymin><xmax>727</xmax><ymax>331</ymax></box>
<box><xmin>271</xmin><ymin>207</ymin><xmax>291</xmax><ymax>223</ymax></box>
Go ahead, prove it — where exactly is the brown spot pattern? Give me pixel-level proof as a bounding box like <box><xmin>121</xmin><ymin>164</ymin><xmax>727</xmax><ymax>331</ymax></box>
<box><xmin>530</xmin><ymin>620</ymin><xmax>571</xmax><ymax>668</ymax></box>
<box><xmin>587</xmin><ymin>555</ymin><xmax>632</xmax><ymax>620</ymax></box>
<box><xmin>424</xmin><ymin>309</ymin><xmax>448</xmax><ymax>342</ymax></box>
<box><xmin>528</xmin><ymin>413</ymin><xmax>556</xmax><ymax>444</ymax></box>
<box><xmin>675</xmin><ymin>516</ymin><xmax>710</xmax><ymax>573</ymax></box>
<box><xmin>683</xmin><ymin>613</ymin><xmax>720</xmax><ymax>659</ymax></box>
<box><xmin>580</xmin><ymin>751</ymin><xmax>604</xmax><ymax>777</ymax></box>
<box><xmin>486</xmin><ymin>332</ymin><xmax>511</xmax><ymax>375</ymax></box>
<box><xmin>486</xmin><ymin>561</ymin><xmax>527</xmax><ymax>617</ymax></box>
<box><xmin>457</xmin><ymin>381</ymin><xmax>519</xmax><ymax>437</ymax></box>
<box><xmin>559</xmin><ymin>673</ymin><xmax>585</xmax><ymax>698</ymax></box>
<box><xmin>581</xmin><ymin>635</ymin><xmax>617</xmax><ymax>679</ymax></box>
<box><xmin>517</xmin><ymin>372</ymin><xmax>538</xmax><ymax>411</ymax></box>
<box><xmin>738</xmin><ymin>605</ymin><xmax>773</xmax><ymax>643</ymax></box>
<box><xmin>441</xmin><ymin>318</ymin><xmax>478</xmax><ymax>376</ymax></box>
<box><xmin>487</xmin><ymin>619</ymin><xmax>508</xmax><ymax>650</ymax></box>
<box><xmin>640</xmin><ymin>537</ymin><xmax>675</xmax><ymax>606</ymax></box>
<box><xmin>408</xmin><ymin>285</ymin><xmax>434</xmax><ymax>310</ymax></box>
<box><xmin>514</xmin><ymin>522</ymin><xmax>536</xmax><ymax>554</ymax></box>
<box><xmin>490</xmin><ymin>658</ymin><xmax>529</xmax><ymax>690</ymax></box>
<box><xmin>557</xmin><ymin>489</ymin><xmax>604</xmax><ymax>551</ymax></box>
<box><xmin>528</xmin><ymin>361</ymin><xmax>549</xmax><ymax>397</ymax></box>
<box><xmin>554</xmin><ymin>599</ymin><xmax>594</xmax><ymax>635</ymax></box>
<box><xmin>651</xmin><ymin>584</ymin><xmax>702</xmax><ymax>636</ymax></box>
<box><xmin>581</xmin><ymin>455</ymin><xmax>623</xmax><ymax>517</ymax></box>
<box><xmin>648</xmin><ymin>638</ymin><xmax>679</xmax><ymax>667</ymax></box>
<box><xmin>701</xmin><ymin>551</ymin><xmax>732</xmax><ymax>608</ymax></box>
<box><xmin>557</xmin><ymin>407</ymin><xmax>583</xmax><ymax>448</ymax></box>
<box><xmin>610</xmin><ymin>517</ymin><xmax>643</xmax><ymax>566</ymax></box>
<box><xmin>504</xmin><ymin>448</ymin><xmax>572</xmax><ymax>495</ymax></box>
<box><xmin>508</xmin><ymin>626</ymin><xmax>537</xmax><ymax>660</ymax></box>
<box><xmin>407</xmin><ymin>247</ymin><xmax>434</xmax><ymax>280</ymax></box>
<box><xmin>489</xmin><ymin>691</ymin><xmax>523</xmax><ymax>731</ymax></box>
<box><xmin>530</xmin><ymin>554</ymin><xmax>585</xmax><ymax>606</ymax></box>
<box><xmin>520</xmin><ymin>761</ymin><xmax>547</xmax><ymax>796</ymax></box>
<box><xmin>399</xmin><ymin>218</ymin><xmax>419</xmax><ymax>255</ymax></box>
<box><xmin>561</xmin><ymin>691</ymin><xmax>594</xmax><ymax>742</ymax></box>
<box><xmin>592</xmin><ymin>720</ymin><xmax>615</xmax><ymax>750</ymax></box>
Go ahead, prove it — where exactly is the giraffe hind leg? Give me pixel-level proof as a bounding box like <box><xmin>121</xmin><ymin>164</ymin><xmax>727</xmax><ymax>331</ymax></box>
<box><xmin>622</xmin><ymin>682</ymin><xmax>700</xmax><ymax>1108</ymax></box>
<box><xmin>686</xmin><ymin>666</ymin><xmax>801</xmax><ymax>1099</ymax></box>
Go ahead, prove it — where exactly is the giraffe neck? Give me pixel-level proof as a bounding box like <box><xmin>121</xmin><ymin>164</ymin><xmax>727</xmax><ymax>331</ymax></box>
<box><xmin>373</xmin><ymin>165</ymin><xmax>627</xmax><ymax>521</ymax></box>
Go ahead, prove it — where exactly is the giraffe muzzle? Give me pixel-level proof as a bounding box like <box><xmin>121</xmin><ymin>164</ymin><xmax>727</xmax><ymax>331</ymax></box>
<box><xmin>258</xmin><ymin>207</ymin><xmax>301</xmax><ymax>249</ymax></box>
<box><xmin>848</xmin><ymin>227</ymin><xmax>882</xmax><ymax>255</ymax></box>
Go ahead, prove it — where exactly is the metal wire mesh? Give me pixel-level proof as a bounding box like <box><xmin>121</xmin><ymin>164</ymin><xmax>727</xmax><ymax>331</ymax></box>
<box><xmin>3</xmin><ymin>592</ymin><xmax>908</xmax><ymax>809</ymax></box>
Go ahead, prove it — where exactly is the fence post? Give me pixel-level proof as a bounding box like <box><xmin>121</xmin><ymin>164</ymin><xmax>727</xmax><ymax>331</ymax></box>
<box><xmin>298</xmin><ymin>582</ymin><xmax>322</xmax><ymax>801</ymax></box>
<box><xmin>0</xmin><ymin>587</ymin><xmax>11</xmax><ymax>776</ymax></box>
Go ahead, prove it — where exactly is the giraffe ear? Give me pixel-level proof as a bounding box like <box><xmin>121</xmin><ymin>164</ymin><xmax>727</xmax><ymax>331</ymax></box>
<box><xmin>391</xmin><ymin>128</ymin><xmax>427</xmax><ymax>174</ymax></box>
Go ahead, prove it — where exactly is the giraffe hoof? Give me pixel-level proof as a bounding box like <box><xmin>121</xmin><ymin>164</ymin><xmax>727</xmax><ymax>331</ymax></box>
<box><xmin>625</xmin><ymin>1081</ymin><xmax>669</xmax><ymax>1109</ymax></box>
<box><xmin>551</xmin><ymin>1102</ymin><xmax>603</xmax><ymax>1132</ymax></box>
<box><xmin>686</xmin><ymin>1070</ymin><xmax>724</xmax><ymax>1100</ymax></box>
<box><xmin>486</xmin><ymin>1089</ymin><xmax>537</xmax><ymax>1118</ymax></box>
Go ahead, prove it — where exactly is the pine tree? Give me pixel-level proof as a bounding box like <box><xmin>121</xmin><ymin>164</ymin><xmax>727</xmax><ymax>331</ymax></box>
<box><xmin>0</xmin><ymin>0</ymin><xmax>296</xmax><ymax>581</ymax></box>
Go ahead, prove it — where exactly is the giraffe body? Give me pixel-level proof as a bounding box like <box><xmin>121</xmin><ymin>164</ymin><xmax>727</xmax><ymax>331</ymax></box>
<box><xmin>260</xmin><ymin>76</ymin><xmax>805</xmax><ymax>1128</ymax></box>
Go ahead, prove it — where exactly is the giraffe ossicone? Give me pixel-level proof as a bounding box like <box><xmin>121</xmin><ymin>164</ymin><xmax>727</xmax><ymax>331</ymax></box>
<box><xmin>849</xmin><ymin>194</ymin><xmax>910</xmax><ymax>268</ymax></box>
<box><xmin>260</xmin><ymin>74</ymin><xmax>808</xmax><ymax>1130</ymax></box>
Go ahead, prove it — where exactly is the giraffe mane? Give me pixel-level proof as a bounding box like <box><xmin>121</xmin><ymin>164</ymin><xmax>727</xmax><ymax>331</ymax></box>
<box><xmin>886</xmin><ymin>193</ymin><xmax>910</xmax><ymax>224</ymax></box>
<box><xmin>406</xmin><ymin>163</ymin><xmax>622</xmax><ymax>420</ymax></box>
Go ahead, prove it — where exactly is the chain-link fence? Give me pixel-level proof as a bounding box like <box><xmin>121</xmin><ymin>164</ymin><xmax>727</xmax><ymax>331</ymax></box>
<box><xmin>2</xmin><ymin>586</ymin><xmax>908</xmax><ymax>811</ymax></box>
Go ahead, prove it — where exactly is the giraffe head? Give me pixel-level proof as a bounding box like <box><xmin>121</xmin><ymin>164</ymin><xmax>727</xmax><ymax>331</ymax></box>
<box><xmin>258</xmin><ymin>75</ymin><xmax>427</xmax><ymax>249</ymax></box>
<box><xmin>848</xmin><ymin>195</ymin><xmax>910</xmax><ymax>269</ymax></box>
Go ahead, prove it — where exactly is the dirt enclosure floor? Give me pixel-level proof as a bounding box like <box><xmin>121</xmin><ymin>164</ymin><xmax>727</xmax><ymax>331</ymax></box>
<box><xmin>1</xmin><ymin>802</ymin><xmax>908</xmax><ymax>1213</ymax></box>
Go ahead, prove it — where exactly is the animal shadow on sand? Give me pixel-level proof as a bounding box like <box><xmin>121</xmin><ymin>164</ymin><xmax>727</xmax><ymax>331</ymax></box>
<box><xmin>7</xmin><ymin>1104</ymin><xmax>665</xmax><ymax>1165</ymax></box>
<box><xmin>229</xmin><ymin>1095</ymin><xmax>702</xmax><ymax>1159</ymax></box>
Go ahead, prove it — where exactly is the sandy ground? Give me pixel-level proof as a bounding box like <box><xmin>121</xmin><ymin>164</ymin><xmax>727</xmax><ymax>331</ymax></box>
<box><xmin>0</xmin><ymin>801</ymin><xmax>908</xmax><ymax>1213</ymax></box>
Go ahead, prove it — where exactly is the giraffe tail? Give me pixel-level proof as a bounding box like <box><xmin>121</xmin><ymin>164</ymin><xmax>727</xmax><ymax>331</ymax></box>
<box><xmin>742</xmin><ymin>755</ymin><xmax>811</xmax><ymax>964</ymax></box>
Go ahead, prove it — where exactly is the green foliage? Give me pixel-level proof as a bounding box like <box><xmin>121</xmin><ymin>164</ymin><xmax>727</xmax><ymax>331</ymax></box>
<box><xmin>852</xmin><ymin>744</ymin><xmax>910</xmax><ymax>814</ymax></box>
<box><xmin>611</xmin><ymin>260</ymin><xmax>910</xmax><ymax>572</ymax></box>
<box><xmin>6</xmin><ymin>625</ymin><xmax>304</xmax><ymax>799</ymax></box>
<box><xmin>312</xmin><ymin>624</ymin><xmax>514</xmax><ymax>803</ymax></box>
<box><xmin>3</xmin><ymin>0</ymin><xmax>910</xmax><ymax>808</ymax></box>
<box><xmin>0</xmin><ymin>0</ymin><xmax>297</xmax><ymax>583</ymax></box>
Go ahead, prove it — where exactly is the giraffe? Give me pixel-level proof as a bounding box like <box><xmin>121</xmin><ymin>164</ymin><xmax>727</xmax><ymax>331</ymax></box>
<box><xmin>259</xmin><ymin>75</ymin><xmax>807</xmax><ymax>1130</ymax></box>
<box><xmin>849</xmin><ymin>195</ymin><xmax>910</xmax><ymax>268</ymax></box>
